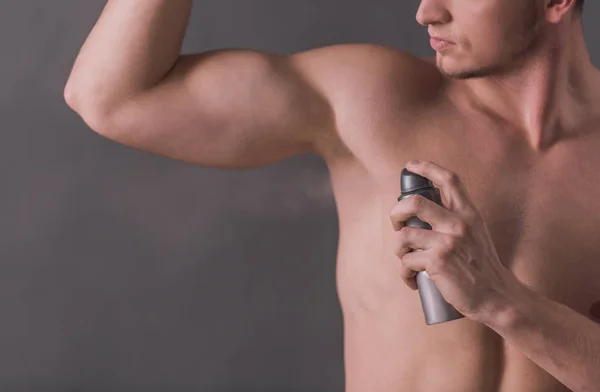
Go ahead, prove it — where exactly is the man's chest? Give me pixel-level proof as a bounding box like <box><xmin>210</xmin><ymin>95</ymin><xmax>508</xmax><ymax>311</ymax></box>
<box><xmin>479</xmin><ymin>168</ymin><xmax>600</xmax><ymax>322</ymax></box>
<box><xmin>330</xmin><ymin>118</ymin><xmax>600</xmax><ymax>322</ymax></box>
<box><xmin>491</xmin><ymin>151</ymin><xmax>600</xmax><ymax>321</ymax></box>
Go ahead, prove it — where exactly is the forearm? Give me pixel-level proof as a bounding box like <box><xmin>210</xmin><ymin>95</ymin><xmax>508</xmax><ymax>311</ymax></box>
<box><xmin>486</xmin><ymin>285</ymin><xmax>600</xmax><ymax>392</ymax></box>
<box><xmin>65</xmin><ymin>0</ymin><xmax>193</xmax><ymax>112</ymax></box>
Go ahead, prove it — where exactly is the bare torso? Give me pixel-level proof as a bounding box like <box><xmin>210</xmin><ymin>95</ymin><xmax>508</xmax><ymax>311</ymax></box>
<box><xmin>65</xmin><ymin>3</ymin><xmax>600</xmax><ymax>390</ymax></box>
<box><xmin>320</xmin><ymin>49</ymin><xmax>600</xmax><ymax>392</ymax></box>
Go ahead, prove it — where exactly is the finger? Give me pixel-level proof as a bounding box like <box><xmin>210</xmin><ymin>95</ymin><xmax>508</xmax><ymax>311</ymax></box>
<box><xmin>394</xmin><ymin>226</ymin><xmax>445</xmax><ymax>255</ymax></box>
<box><xmin>405</xmin><ymin>160</ymin><xmax>474</xmax><ymax>213</ymax></box>
<box><xmin>390</xmin><ymin>194</ymin><xmax>459</xmax><ymax>234</ymax></box>
<box><xmin>402</xmin><ymin>246</ymin><xmax>452</xmax><ymax>281</ymax></box>
<box><xmin>398</xmin><ymin>250</ymin><xmax>427</xmax><ymax>290</ymax></box>
<box><xmin>401</xmin><ymin>268</ymin><xmax>418</xmax><ymax>290</ymax></box>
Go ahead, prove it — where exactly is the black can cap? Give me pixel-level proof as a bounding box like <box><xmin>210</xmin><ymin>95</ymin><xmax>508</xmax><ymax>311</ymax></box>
<box><xmin>401</xmin><ymin>168</ymin><xmax>434</xmax><ymax>194</ymax></box>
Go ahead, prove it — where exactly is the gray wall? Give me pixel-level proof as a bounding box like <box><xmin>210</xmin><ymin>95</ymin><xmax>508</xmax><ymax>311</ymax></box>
<box><xmin>1</xmin><ymin>1</ymin><xmax>598</xmax><ymax>391</ymax></box>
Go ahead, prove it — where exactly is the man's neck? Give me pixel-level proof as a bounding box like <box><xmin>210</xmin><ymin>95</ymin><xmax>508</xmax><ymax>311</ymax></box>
<box><xmin>458</xmin><ymin>20</ymin><xmax>597</xmax><ymax>151</ymax></box>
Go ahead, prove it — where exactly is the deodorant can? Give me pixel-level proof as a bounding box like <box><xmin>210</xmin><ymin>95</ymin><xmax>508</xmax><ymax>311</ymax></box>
<box><xmin>398</xmin><ymin>168</ymin><xmax>464</xmax><ymax>325</ymax></box>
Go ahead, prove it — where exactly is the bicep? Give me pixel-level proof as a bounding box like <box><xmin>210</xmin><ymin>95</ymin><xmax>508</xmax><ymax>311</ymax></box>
<box><xmin>101</xmin><ymin>49</ymin><xmax>335</xmax><ymax>169</ymax></box>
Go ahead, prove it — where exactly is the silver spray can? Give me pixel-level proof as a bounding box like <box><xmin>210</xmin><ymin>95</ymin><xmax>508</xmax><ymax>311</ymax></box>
<box><xmin>398</xmin><ymin>168</ymin><xmax>464</xmax><ymax>325</ymax></box>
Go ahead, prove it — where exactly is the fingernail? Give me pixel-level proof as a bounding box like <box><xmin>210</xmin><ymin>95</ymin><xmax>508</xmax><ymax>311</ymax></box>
<box><xmin>407</xmin><ymin>160</ymin><xmax>420</xmax><ymax>167</ymax></box>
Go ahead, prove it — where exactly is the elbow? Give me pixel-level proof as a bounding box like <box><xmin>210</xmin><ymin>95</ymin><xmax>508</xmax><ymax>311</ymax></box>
<box><xmin>63</xmin><ymin>80</ymin><xmax>80</xmax><ymax>111</ymax></box>
<box><xmin>63</xmin><ymin>82</ymin><xmax>117</xmax><ymax>137</ymax></box>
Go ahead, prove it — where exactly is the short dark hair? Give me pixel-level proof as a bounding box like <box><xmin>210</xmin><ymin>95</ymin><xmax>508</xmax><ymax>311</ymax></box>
<box><xmin>575</xmin><ymin>0</ymin><xmax>584</xmax><ymax>13</ymax></box>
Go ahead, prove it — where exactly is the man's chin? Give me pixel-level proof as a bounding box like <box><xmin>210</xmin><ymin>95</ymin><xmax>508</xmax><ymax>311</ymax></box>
<box><xmin>440</xmin><ymin>68</ymin><xmax>491</xmax><ymax>80</ymax></box>
<box><xmin>436</xmin><ymin>60</ymin><xmax>496</xmax><ymax>80</ymax></box>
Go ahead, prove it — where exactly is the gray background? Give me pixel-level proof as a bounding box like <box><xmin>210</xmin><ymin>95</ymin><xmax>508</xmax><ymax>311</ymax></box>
<box><xmin>1</xmin><ymin>1</ymin><xmax>598</xmax><ymax>391</ymax></box>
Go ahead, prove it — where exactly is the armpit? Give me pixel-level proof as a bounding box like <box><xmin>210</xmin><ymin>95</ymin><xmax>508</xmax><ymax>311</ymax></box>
<box><xmin>589</xmin><ymin>301</ymin><xmax>600</xmax><ymax>322</ymax></box>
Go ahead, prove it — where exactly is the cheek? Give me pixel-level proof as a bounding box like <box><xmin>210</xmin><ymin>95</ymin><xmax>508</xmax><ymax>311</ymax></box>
<box><xmin>461</xmin><ymin>24</ymin><xmax>513</xmax><ymax>62</ymax></box>
<box><xmin>454</xmin><ymin>3</ymin><xmax>524</xmax><ymax>59</ymax></box>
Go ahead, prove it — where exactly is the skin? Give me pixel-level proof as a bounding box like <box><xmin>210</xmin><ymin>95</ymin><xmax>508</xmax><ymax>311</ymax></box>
<box><xmin>65</xmin><ymin>0</ymin><xmax>600</xmax><ymax>391</ymax></box>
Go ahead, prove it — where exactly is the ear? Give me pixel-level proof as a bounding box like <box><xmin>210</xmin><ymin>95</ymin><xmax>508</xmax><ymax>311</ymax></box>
<box><xmin>545</xmin><ymin>0</ymin><xmax>577</xmax><ymax>23</ymax></box>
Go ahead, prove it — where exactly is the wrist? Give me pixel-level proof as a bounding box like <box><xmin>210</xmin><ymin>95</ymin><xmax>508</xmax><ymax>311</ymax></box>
<box><xmin>479</xmin><ymin>277</ymin><xmax>535</xmax><ymax>333</ymax></box>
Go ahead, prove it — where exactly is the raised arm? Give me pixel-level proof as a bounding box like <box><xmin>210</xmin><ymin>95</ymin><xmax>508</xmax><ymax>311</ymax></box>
<box><xmin>64</xmin><ymin>0</ymin><xmax>337</xmax><ymax>168</ymax></box>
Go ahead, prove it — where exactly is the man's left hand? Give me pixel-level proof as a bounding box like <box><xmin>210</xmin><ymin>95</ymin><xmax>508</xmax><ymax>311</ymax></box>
<box><xmin>390</xmin><ymin>160</ymin><xmax>527</xmax><ymax>323</ymax></box>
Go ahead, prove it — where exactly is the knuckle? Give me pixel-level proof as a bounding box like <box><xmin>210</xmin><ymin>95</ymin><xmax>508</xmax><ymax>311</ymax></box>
<box><xmin>399</xmin><ymin>263</ymin><xmax>412</xmax><ymax>276</ymax></box>
<box><xmin>395</xmin><ymin>244</ymin><xmax>408</xmax><ymax>258</ymax></box>
<box><xmin>399</xmin><ymin>225</ymin><xmax>412</xmax><ymax>238</ymax></box>
<box><xmin>429</xmin><ymin>256</ymin><xmax>446</xmax><ymax>275</ymax></box>
<box><xmin>401</xmin><ymin>264</ymin><xmax>417</xmax><ymax>278</ymax></box>
<box><xmin>409</xmin><ymin>194</ymin><xmax>425</xmax><ymax>209</ymax></box>
<box><xmin>451</xmin><ymin>220</ymin><xmax>468</xmax><ymax>236</ymax></box>
<box><xmin>400</xmin><ymin>262</ymin><xmax>416</xmax><ymax>278</ymax></box>
<box><xmin>443</xmin><ymin>170</ymin><xmax>459</xmax><ymax>185</ymax></box>
<box><xmin>435</xmin><ymin>244</ymin><xmax>452</xmax><ymax>260</ymax></box>
<box><xmin>444</xmin><ymin>235</ymin><xmax>459</xmax><ymax>249</ymax></box>
<box><xmin>461</xmin><ymin>208</ymin><xmax>478</xmax><ymax>223</ymax></box>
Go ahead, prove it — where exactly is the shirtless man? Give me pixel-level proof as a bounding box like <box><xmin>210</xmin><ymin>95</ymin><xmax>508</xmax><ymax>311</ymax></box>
<box><xmin>64</xmin><ymin>0</ymin><xmax>600</xmax><ymax>391</ymax></box>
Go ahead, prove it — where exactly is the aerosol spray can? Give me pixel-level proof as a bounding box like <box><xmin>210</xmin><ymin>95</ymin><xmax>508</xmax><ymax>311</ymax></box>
<box><xmin>398</xmin><ymin>168</ymin><xmax>464</xmax><ymax>325</ymax></box>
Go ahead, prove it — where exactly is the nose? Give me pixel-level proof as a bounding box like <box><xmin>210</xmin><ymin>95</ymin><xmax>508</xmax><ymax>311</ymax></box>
<box><xmin>416</xmin><ymin>0</ymin><xmax>451</xmax><ymax>26</ymax></box>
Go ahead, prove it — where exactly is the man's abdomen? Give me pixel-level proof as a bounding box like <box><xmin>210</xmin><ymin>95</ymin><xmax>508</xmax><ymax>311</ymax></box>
<box><xmin>340</xmin><ymin>298</ymin><xmax>505</xmax><ymax>392</ymax></box>
<box><xmin>336</xmin><ymin>253</ymin><xmax>572</xmax><ymax>392</ymax></box>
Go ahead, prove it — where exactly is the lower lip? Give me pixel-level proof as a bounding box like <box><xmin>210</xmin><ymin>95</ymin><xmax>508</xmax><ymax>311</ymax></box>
<box><xmin>430</xmin><ymin>38</ymin><xmax>455</xmax><ymax>52</ymax></box>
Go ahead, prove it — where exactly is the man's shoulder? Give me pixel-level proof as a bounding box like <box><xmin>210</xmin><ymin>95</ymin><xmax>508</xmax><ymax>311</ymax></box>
<box><xmin>298</xmin><ymin>43</ymin><xmax>441</xmax><ymax>80</ymax></box>
<box><xmin>294</xmin><ymin>43</ymin><xmax>446</xmax><ymax>108</ymax></box>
